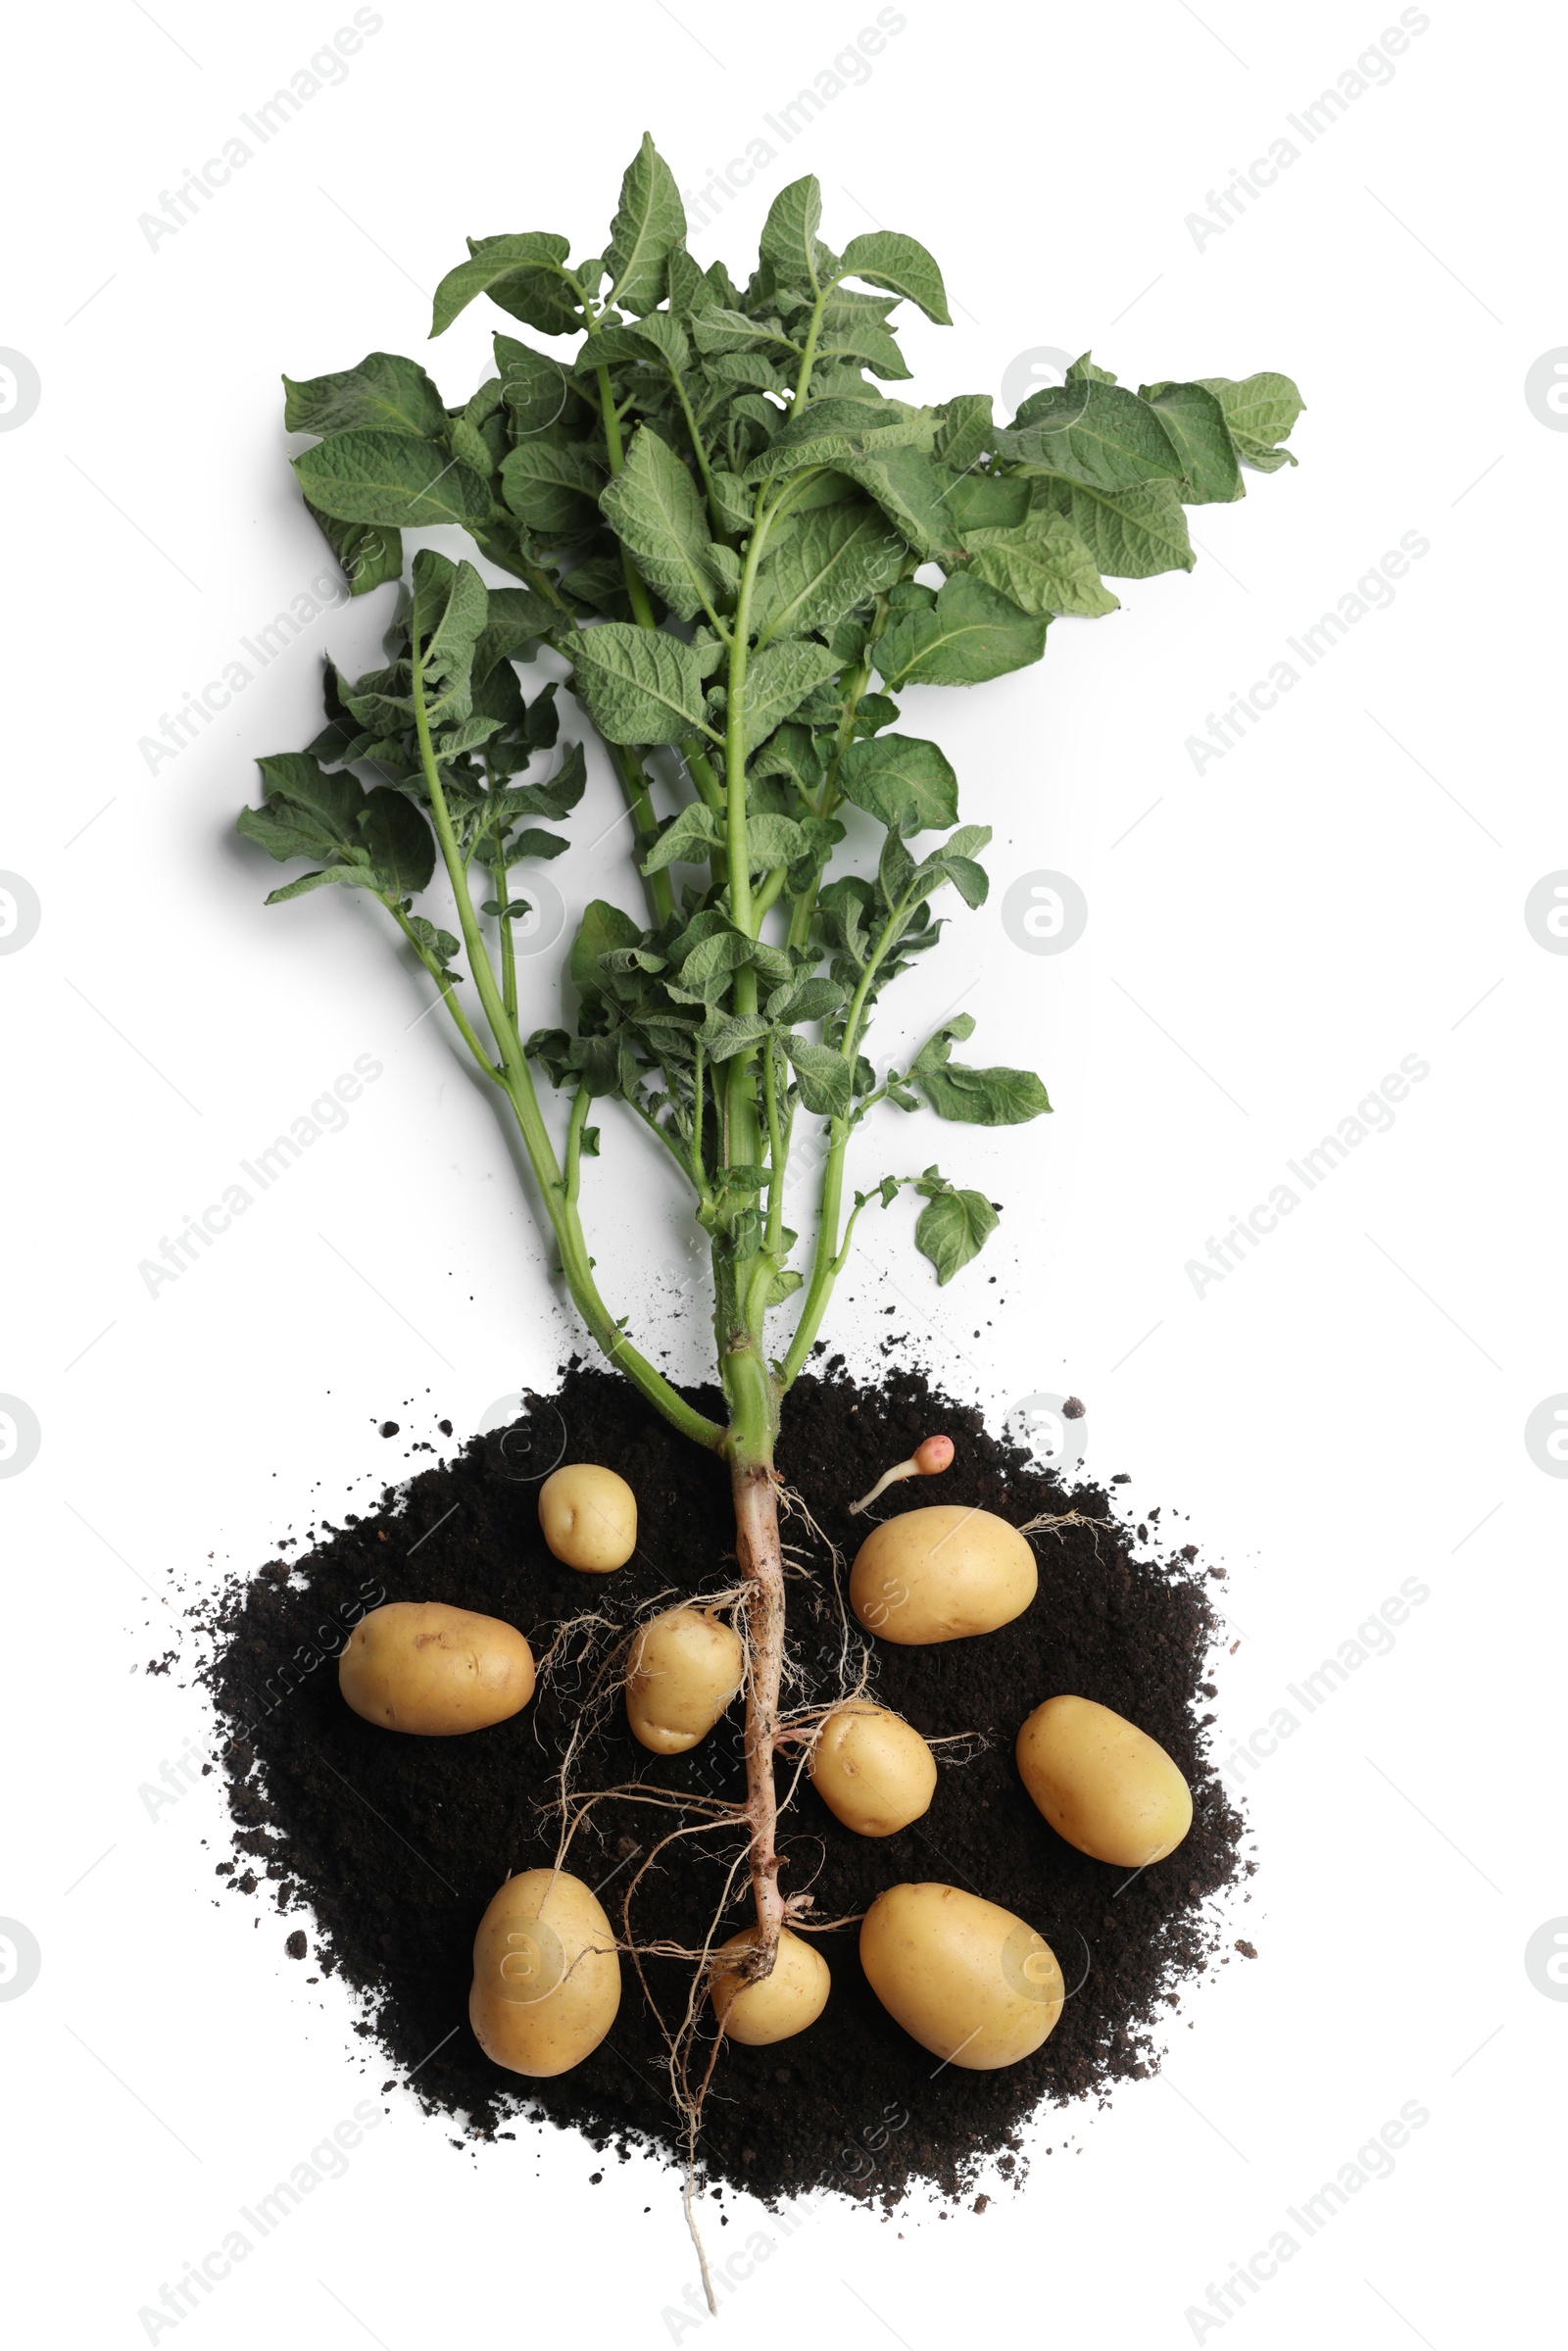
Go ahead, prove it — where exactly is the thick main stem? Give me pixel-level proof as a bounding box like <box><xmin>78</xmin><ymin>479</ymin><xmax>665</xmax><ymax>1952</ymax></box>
<box><xmin>731</xmin><ymin>1456</ymin><xmax>786</xmax><ymax>1965</ymax></box>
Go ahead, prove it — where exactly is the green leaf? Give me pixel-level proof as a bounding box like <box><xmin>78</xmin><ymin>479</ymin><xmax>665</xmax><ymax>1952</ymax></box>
<box><xmin>1029</xmin><ymin>475</ymin><xmax>1195</xmax><ymax>579</ymax></box>
<box><xmin>500</xmin><ymin>439</ymin><xmax>606</xmax><ymax>534</ymax></box>
<box><xmin>494</xmin><ymin>336</ymin><xmax>573</xmax><ymax>437</ymax></box>
<box><xmin>963</xmin><ymin>512</ymin><xmax>1120</xmax><ymax>617</ymax></box>
<box><xmin>563</xmin><ymin>624</ymin><xmax>713</xmax><ymax>746</ymax></box>
<box><xmin>945</xmin><ymin>472</ymin><xmax>1029</xmax><ymax>536</ymax></box>
<box><xmin>302</xmin><ymin>500</ymin><xmax>402</xmax><ymax>598</ymax></box>
<box><xmin>710</xmin><ymin>469</ymin><xmax>754</xmax><ymax>535</ymax></box>
<box><xmin>786</xmin><ymin>1037</ymin><xmax>853</xmax><ymax>1118</ymax></box>
<box><xmin>759</xmin><ymin>175</ymin><xmax>830</xmax><ymax>287</ymax></box>
<box><xmin>738</xmin><ymin>640</ymin><xmax>841</xmax><ymax>753</ymax></box>
<box><xmin>244</xmin><ymin>753</ymin><xmax>365</xmax><ymax>860</ymax></box>
<box><xmin>570</xmin><ymin>900</ymin><xmax>643</xmax><ymax>1004</ymax></box>
<box><xmin>642</xmin><ymin>802</ymin><xmax>724</xmax><ymax>873</ymax></box>
<box><xmin>875</xmin><ymin>572</ymin><xmax>1047</xmax><ymax>689</ymax></box>
<box><xmin>294</xmin><ymin>432</ymin><xmax>494</xmax><ymax>529</ymax></box>
<box><xmin>832</xmin><ymin>445</ymin><xmax>954</xmax><ymax>562</ymax></box>
<box><xmin>599</xmin><ymin>426</ymin><xmax>724</xmax><ymax>621</ymax></box>
<box><xmin>1195</xmin><ymin>371</ymin><xmax>1305</xmax><ymax>471</ymax></box>
<box><xmin>751</xmin><ymin>500</ymin><xmax>905</xmax><ymax>648</ymax></box>
<box><xmin>1065</xmin><ymin>351</ymin><xmax>1117</xmax><ymax>385</ymax></box>
<box><xmin>699</xmin><ymin>1008</ymin><xmax>772</xmax><ymax>1061</ymax></box>
<box><xmin>430</xmin><ymin>231</ymin><xmax>575</xmax><ymax>337</ymax></box>
<box><xmin>935</xmin><ymin>392</ymin><xmax>993</xmax><ymax>475</ymax></box>
<box><xmin>914</xmin><ymin>1179</ymin><xmax>998</xmax><ymax>1285</ymax></box>
<box><xmin>746</xmin><ymin>813</ymin><xmax>808</xmax><ymax>870</ymax></box>
<box><xmin>1138</xmin><ymin>380</ymin><xmax>1243</xmax><ymax>505</ymax></box>
<box><xmin>283</xmin><ymin>352</ymin><xmax>445</xmax><ymax>439</ymax></box>
<box><xmin>836</xmin><ymin>734</ymin><xmax>957</xmax><ymax>836</ymax></box>
<box><xmin>838</xmin><ymin>230</ymin><xmax>951</xmax><ymax>325</ymax></box>
<box><xmin>605</xmin><ymin>133</ymin><xmax>686</xmax><ymax>314</ymax></box>
<box><xmin>359</xmin><ymin>789</ymin><xmax>436</xmax><ymax>898</ymax></box>
<box><xmin>908</xmin><ymin>1014</ymin><xmax>1052</xmax><ymax>1125</ymax></box>
<box><xmin>1001</xmin><ymin>380</ymin><xmax>1184</xmax><ymax>495</ymax></box>
<box><xmin>406</xmin><ymin>915</ymin><xmax>462</xmax><ymax>972</ymax></box>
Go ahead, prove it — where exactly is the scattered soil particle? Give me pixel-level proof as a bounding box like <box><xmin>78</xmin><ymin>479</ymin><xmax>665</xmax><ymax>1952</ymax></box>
<box><xmin>204</xmin><ymin>1361</ymin><xmax>1247</xmax><ymax>2209</ymax></box>
<box><xmin>1234</xmin><ymin>1940</ymin><xmax>1257</xmax><ymax>1960</ymax></box>
<box><xmin>285</xmin><ymin>1931</ymin><xmax>308</xmax><ymax>1960</ymax></box>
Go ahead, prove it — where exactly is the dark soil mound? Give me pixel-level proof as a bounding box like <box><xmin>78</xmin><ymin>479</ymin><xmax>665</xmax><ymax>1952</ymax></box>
<box><xmin>203</xmin><ymin>1359</ymin><xmax>1248</xmax><ymax>2207</ymax></box>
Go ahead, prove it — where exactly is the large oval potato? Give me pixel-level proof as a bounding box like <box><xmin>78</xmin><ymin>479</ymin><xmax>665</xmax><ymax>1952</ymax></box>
<box><xmin>859</xmin><ymin>1883</ymin><xmax>1064</xmax><ymax>2068</ymax></box>
<box><xmin>850</xmin><ymin>1506</ymin><xmax>1037</xmax><ymax>1645</ymax></box>
<box><xmin>338</xmin><ymin>1601</ymin><xmax>534</xmax><ymax>1736</ymax></box>
<box><xmin>538</xmin><ymin>1462</ymin><xmax>637</xmax><ymax>1572</ymax></box>
<box><xmin>810</xmin><ymin>1703</ymin><xmax>937</xmax><ymax>1837</ymax></box>
<box><xmin>710</xmin><ymin>1927</ymin><xmax>830</xmax><ymax>2045</ymax></box>
<box><xmin>1016</xmin><ymin>1695</ymin><xmax>1193</xmax><ymax>1867</ymax></box>
<box><xmin>469</xmin><ymin>1867</ymin><xmax>620</xmax><ymax>2078</ymax></box>
<box><xmin>625</xmin><ymin>1606</ymin><xmax>744</xmax><ymax>1754</ymax></box>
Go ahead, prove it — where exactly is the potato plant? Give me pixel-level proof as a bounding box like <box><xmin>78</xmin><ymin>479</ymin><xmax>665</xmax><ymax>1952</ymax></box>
<box><xmin>238</xmin><ymin>135</ymin><xmax>1301</xmax><ymax>2121</ymax></box>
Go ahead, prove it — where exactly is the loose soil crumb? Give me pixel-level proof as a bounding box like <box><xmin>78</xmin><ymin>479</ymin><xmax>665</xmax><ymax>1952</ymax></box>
<box><xmin>203</xmin><ymin>1361</ymin><xmax>1247</xmax><ymax>2207</ymax></box>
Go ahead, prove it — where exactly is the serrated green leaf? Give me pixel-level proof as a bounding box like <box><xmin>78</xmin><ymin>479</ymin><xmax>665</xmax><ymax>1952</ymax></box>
<box><xmin>914</xmin><ymin>1182</ymin><xmax>999</xmax><ymax>1284</ymax></box>
<box><xmin>1139</xmin><ymin>380</ymin><xmax>1243</xmax><ymax>505</ymax></box>
<box><xmin>751</xmin><ymin>500</ymin><xmax>905</xmax><ymax>648</ymax></box>
<box><xmin>605</xmin><ymin>134</ymin><xmax>686</xmax><ymax>314</ymax></box>
<box><xmin>836</xmin><ymin>734</ymin><xmax>958</xmax><ymax>835</ymax></box>
<box><xmin>563</xmin><ymin>624</ymin><xmax>714</xmax><ymax>746</ymax></box>
<box><xmin>1029</xmin><ymin>475</ymin><xmax>1195</xmax><ymax>579</ymax></box>
<box><xmin>599</xmin><ymin>426</ymin><xmax>724</xmax><ymax>621</ymax></box>
<box><xmin>448</xmin><ymin>414</ymin><xmax>495</xmax><ymax>476</ymax></box>
<box><xmin>875</xmin><ymin>572</ymin><xmax>1047</xmax><ymax>689</ymax></box>
<box><xmin>431</xmin><ymin>231</ymin><xmax>575</xmax><ymax>337</ymax></box>
<box><xmin>294</xmin><ymin>432</ymin><xmax>494</xmax><ymax>529</ymax></box>
<box><xmin>838</xmin><ymin>230</ymin><xmax>951</xmax><ymax>325</ymax></box>
<box><xmin>963</xmin><ymin>512</ymin><xmax>1120</xmax><ymax>617</ymax></box>
<box><xmin>1195</xmin><ymin>371</ymin><xmax>1304</xmax><ymax>471</ymax></box>
<box><xmin>283</xmin><ymin>352</ymin><xmax>445</xmax><ymax>439</ymax></box>
<box><xmin>408</xmin><ymin>914</ymin><xmax>462</xmax><ymax>971</ymax></box>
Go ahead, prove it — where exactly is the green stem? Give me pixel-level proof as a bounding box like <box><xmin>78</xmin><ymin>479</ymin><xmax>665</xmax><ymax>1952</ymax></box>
<box><xmin>409</xmin><ymin>636</ymin><xmax>721</xmax><ymax>1452</ymax></box>
<box><xmin>389</xmin><ymin>903</ymin><xmax>501</xmax><ymax>1078</ymax></box>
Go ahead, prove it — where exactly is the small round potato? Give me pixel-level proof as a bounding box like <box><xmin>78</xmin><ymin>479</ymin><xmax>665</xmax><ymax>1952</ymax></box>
<box><xmin>538</xmin><ymin>1462</ymin><xmax>637</xmax><ymax>1572</ymax></box>
<box><xmin>625</xmin><ymin>1606</ymin><xmax>744</xmax><ymax>1754</ymax></box>
<box><xmin>850</xmin><ymin>1506</ymin><xmax>1037</xmax><ymax>1645</ymax></box>
<box><xmin>810</xmin><ymin>1703</ymin><xmax>938</xmax><ymax>1837</ymax></box>
<box><xmin>469</xmin><ymin>1867</ymin><xmax>620</xmax><ymax>2078</ymax></box>
<box><xmin>1016</xmin><ymin>1695</ymin><xmax>1193</xmax><ymax>1867</ymax></box>
<box><xmin>859</xmin><ymin>1883</ymin><xmax>1064</xmax><ymax>2069</ymax></box>
<box><xmin>338</xmin><ymin>1601</ymin><xmax>534</xmax><ymax>1736</ymax></box>
<box><xmin>710</xmin><ymin>1926</ymin><xmax>830</xmax><ymax>2045</ymax></box>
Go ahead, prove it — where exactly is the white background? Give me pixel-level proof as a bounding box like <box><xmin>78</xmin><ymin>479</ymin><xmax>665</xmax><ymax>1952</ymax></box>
<box><xmin>3</xmin><ymin>1</ymin><xmax>1562</xmax><ymax>2343</ymax></box>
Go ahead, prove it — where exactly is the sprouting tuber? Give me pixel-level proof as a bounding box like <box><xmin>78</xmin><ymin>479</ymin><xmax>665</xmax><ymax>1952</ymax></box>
<box><xmin>859</xmin><ymin>1883</ymin><xmax>1064</xmax><ymax>2069</ymax></box>
<box><xmin>538</xmin><ymin>1462</ymin><xmax>638</xmax><ymax>1572</ymax></box>
<box><xmin>1016</xmin><ymin>1696</ymin><xmax>1193</xmax><ymax>1867</ymax></box>
<box><xmin>850</xmin><ymin>1506</ymin><xmax>1038</xmax><ymax>1644</ymax></box>
<box><xmin>849</xmin><ymin>1433</ymin><xmax>955</xmax><ymax>1515</ymax></box>
<box><xmin>625</xmin><ymin>1605</ymin><xmax>744</xmax><ymax>1754</ymax></box>
<box><xmin>469</xmin><ymin>1868</ymin><xmax>620</xmax><ymax>2078</ymax></box>
<box><xmin>710</xmin><ymin>1927</ymin><xmax>830</xmax><ymax>2045</ymax></box>
<box><xmin>338</xmin><ymin>1601</ymin><xmax>535</xmax><ymax>1735</ymax></box>
<box><xmin>809</xmin><ymin>1703</ymin><xmax>938</xmax><ymax>1837</ymax></box>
